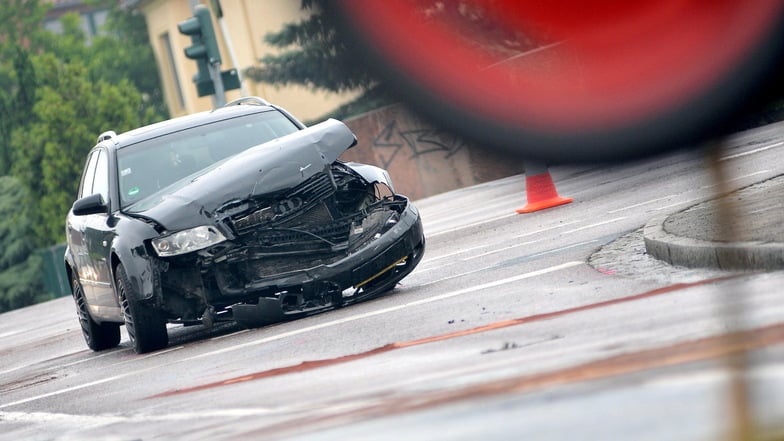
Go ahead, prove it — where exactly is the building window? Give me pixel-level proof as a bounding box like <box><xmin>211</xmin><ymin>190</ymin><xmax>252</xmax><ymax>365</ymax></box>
<box><xmin>160</xmin><ymin>32</ymin><xmax>185</xmax><ymax>110</ymax></box>
<box><xmin>43</xmin><ymin>7</ymin><xmax>110</xmax><ymax>44</ymax></box>
<box><xmin>82</xmin><ymin>9</ymin><xmax>109</xmax><ymax>37</ymax></box>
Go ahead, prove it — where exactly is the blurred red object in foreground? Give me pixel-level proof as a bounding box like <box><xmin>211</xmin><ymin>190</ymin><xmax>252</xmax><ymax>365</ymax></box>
<box><xmin>333</xmin><ymin>1</ymin><xmax>784</xmax><ymax>162</ymax></box>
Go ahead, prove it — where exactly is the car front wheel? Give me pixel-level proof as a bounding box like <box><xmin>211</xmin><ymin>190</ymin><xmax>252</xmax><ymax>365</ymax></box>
<box><xmin>71</xmin><ymin>274</ymin><xmax>121</xmax><ymax>351</ymax></box>
<box><xmin>115</xmin><ymin>264</ymin><xmax>168</xmax><ymax>354</ymax></box>
<box><xmin>359</xmin><ymin>238</ymin><xmax>426</xmax><ymax>297</ymax></box>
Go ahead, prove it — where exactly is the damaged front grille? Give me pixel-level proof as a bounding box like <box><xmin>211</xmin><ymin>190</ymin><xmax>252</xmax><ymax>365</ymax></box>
<box><xmin>232</xmin><ymin>171</ymin><xmax>335</xmax><ymax>234</ymax></box>
<box><xmin>229</xmin><ymin>170</ymin><xmax>361</xmax><ymax>256</ymax></box>
<box><xmin>218</xmin><ymin>168</ymin><xmax>400</xmax><ymax>282</ymax></box>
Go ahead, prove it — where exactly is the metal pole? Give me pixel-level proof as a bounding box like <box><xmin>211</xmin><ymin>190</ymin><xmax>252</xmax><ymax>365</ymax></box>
<box><xmin>707</xmin><ymin>142</ymin><xmax>753</xmax><ymax>441</ymax></box>
<box><xmin>208</xmin><ymin>62</ymin><xmax>226</xmax><ymax>107</ymax></box>
<box><xmin>214</xmin><ymin>0</ymin><xmax>249</xmax><ymax>96</ymax></box>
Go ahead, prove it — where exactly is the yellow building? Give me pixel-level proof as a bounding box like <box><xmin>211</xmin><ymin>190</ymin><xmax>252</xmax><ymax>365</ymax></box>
<box><xmin>138</xmin><ymin>0</ymin><xmax>359</xmax><ymax>120</ymax></box>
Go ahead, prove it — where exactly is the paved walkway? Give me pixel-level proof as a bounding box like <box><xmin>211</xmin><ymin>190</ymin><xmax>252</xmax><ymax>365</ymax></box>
<box><xmin>643</xmin><ymin>174</ymin><xmax>784</xmax><ymax>270</ymax></box>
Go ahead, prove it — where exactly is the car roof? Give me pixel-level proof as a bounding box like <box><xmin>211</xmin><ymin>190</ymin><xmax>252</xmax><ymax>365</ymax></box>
<box><xmin>97</xmin><ymin>103</ymin><xmax>278</xmax><ymax>151</ymax></box>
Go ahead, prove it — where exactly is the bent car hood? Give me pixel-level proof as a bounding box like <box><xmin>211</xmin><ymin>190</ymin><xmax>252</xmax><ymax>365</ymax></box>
<box><xmin>126</xmin><ymin>119</ymin><xmax>356</xmax><ymax>232</ymax></box>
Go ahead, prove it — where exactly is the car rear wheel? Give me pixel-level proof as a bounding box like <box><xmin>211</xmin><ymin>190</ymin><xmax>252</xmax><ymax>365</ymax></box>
<box><xmin>71</xmin><ymin>274</ymin><xmax>121</xmax><ymax>351</ymax></box>
<box><xmin>115</xmin><ymin>264</ymin><xmax>168</xmax><ymax>354</ymax></box>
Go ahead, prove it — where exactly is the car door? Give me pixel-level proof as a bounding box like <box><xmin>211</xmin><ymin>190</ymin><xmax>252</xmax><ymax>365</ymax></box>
<box><xmin>80</xmin><ymin>148</ymin><xmax>122</xmax><ymax>320</ymax></box>
<box><xmin>68</xmin><ymin>151</ymin><xmax>99</xmax><ymax>305</ymax></box>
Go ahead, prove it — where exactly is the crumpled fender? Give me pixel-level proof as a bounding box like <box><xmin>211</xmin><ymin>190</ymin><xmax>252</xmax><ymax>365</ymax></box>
<box><xmin>344</xmin><ymin>162</ymin><xmax>396</xmax><ymax>193</ymax></box>
<box><xmin>110</xmin><ymin>216</ymin><xmax>162</xmax><ymax>302</ymax></box>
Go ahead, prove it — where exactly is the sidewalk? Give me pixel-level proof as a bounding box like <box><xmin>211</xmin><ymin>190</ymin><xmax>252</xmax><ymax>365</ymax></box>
<box><xmin>643</xmin><ymin>174</ymin><xmax>784</xmax><ymax>270</ymax></box>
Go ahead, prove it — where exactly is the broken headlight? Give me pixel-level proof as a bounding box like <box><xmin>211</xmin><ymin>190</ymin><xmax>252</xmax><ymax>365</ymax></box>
<box><xmin>152</xmin><ymin>226</ymin><xmax>226</xmax><ymax>257</ymax></box>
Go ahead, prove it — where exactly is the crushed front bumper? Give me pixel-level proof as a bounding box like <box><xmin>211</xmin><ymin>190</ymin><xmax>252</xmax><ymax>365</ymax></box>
<box><xmin>211</xmin><ymin>201</ymin><xmax>424</xmax><ymax>305</ymax></box>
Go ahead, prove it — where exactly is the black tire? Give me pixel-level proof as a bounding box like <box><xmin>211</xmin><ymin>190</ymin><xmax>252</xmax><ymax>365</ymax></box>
<box><xmin>71</xmin><ymin>274</ymin><xmax>121</xmax><ymax>351</ymax></box>
<box><xmin>115</xmin><ymin>264</ymin><xmax>168</xmax><ymax>354</ymax></box>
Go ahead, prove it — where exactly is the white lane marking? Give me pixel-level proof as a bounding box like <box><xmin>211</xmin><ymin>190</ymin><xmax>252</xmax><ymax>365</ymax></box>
<box><xmin>181</xmin><ymin>261</ymin><xmax>584</xmax><ymax>361</ymax></box>
<box><xmin>0</xmin><ymin>411</ymin><xmax>125</xmax><ymax>427</ymax></box>
<box><xmin>609</xmin><ymin>168</ymin><xmax>773</xmax><ymax>215</ymax></box>
<box><xmin>423</xmin><ymin>195</ymin><xmax>520</xmax><ymax>228</ymax></box>
<box><xmin>729</xmin><ymin>170</ymin><xmax>772</xmax><ymax>181</ymax></box>
<box><xmin>654</xmin><ymin>197</ymin><xmax>706</xmax><ymax>211</ymax></box>
<box><xmin>461</xmin><ymin>241</ymin><xmax>540</xmax><ymax>261</ymax></box>
<box><xmin>0</xmin><ymin>407</ymin><xmax>278</xmax><ymax>427</ymax></box>
<box><xmin>0</xmin><ymin>347</ymin><xmax>184</xmax><ymax>409</ymax></box>
<box><xmin>421</xmin><ymin>237</ymin><xmax>596</xmax><ymax>276</ymax></box>
<box><xmin>0</xmin><ymin>330</ymin><xmax>26</xmax><ymax>339</ymax></box>
<box><xmin>426</xmin><ymin>213</ymin><xmax>517</xmax><ymax>238</ymax></box>
<box><xmin>136</xmin><ymin>346</ymin><xmax>184</xmax><ymax>359</ymax></box>
<box><xmin>653</xmin><ymin>169</ymin><xmax>771</xmax><ymax>210</ymax></box>
<box><xmin>700</xmin><ymin>170</ymin><xmax>772</xmax><ymax>190</ymax></box>
<box><xmin>512</xmin><ymin>219</ymin><xmax>582</xmax><ymax>239</ymax></box>
<box><xmin>450</xmin><ymin>240</ymin><xmax>596</xmax><ymax>272</ymax></box>
<box><xmin>749</xmin><ymin>205</ymin><xmax>784</xmax><ymax>215</ymax></box>
<box><xmin>720</xmin><ymin>142</ymin><xmax>783</xmax><ymax>161</ymax></box>
<box><xmin>0</xmin><ymin>344</ymin><xmax>121</xmax><ymax>375</ymax></box>
<box><xmin>458</xmin><ymin>236</ymin><xmax>596</xmax><ymax>263</ymax></box>
<box><xmin>421</xmin><ymin>219</ymin><xmax>583</xmax><ymax>266</ymax></box>
<box><xmin>0</xmin><ymin>372</ymin><xmax>136</xmax><ymax>409</ymax></box>
<box><xmin>0</xmin><ymin>365</ymin><xmax>31</xmax><ymax>377</ymax></box>
<box><xmin>607</xmin><ymin>196</ymin><xmax>676</xmax><ymax>214</ymax></box>
<box><xmin>523</xmin><ymin>240</ymin><xmax>599</xmax><ymax>260</ymax></box>
<box><xmin>61</xmin><ymin>347</ymin><xmax>133</xmax><ymax>368</ymax></box>
<box><xmin>1</xmin><ymin>261</ymin><xmax>583</xmax><ymax>408</ymax></box>
<box><xmin>562</xmin><ymin>217</ymin><xmax>627</xmax><ymax>234</ymax></box>
<box><xmin>210</xmin><ymin>329</ymin><xmax>250</xmax><ymax>341</ymax></box>
<box><xmin>420</xmin><ymin>243</ymin><xmax>492</xmax><ymax>265</ymax></box>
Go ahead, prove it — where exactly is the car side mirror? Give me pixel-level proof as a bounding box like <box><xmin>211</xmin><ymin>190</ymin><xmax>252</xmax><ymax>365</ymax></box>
<box><xmin>349</xmin><ymin>135</ymin><xmax>358</xmax><ymax>149</ymax></box>
<box><xmin>72</xmin><ymin>193</ymin><xmax>109</xmax><ymax>216</ymax></box>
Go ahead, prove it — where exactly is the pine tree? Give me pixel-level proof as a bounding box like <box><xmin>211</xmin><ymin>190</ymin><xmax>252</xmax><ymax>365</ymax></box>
<box><xmin>0</xmin><ymin>176</ymin><xmax>46</xmax><ymax>312</ymax></box>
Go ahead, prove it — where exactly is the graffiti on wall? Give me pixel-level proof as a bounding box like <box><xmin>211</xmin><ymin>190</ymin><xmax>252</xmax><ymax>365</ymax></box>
<box><xmin>372</xmin><ymin>120</ymin><xmax>467</xmax><ymax>169</ymax></box>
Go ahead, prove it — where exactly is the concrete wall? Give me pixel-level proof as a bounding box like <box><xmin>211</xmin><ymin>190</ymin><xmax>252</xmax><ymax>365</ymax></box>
<box><xmin>340</xmin><ymin>104</ymin><xmax>523</xmax><ymax>200</ymax></box>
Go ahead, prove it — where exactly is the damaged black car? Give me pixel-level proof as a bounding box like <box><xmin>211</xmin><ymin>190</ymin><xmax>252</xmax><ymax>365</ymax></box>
<box><xmin>65</xmin><ymin>97</ymin><xmax>425</xmax><ymax>354</ymax></box>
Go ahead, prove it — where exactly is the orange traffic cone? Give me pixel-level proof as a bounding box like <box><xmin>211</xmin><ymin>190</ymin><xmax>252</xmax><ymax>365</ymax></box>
<box><xmin>515</xmin><ymin>163</ymin><xmax>573</xmax><ymax>214</ymax></box>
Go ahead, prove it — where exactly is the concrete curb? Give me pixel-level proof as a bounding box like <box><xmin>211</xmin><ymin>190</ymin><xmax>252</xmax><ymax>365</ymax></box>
<box><xmin>643</xmin><ymin>214</ymin><xmax>784</xmax><ymax>271</ymax></box>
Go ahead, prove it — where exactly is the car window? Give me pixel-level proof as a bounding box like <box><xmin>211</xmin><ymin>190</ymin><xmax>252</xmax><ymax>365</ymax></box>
<box><xmin>78</xmin><ymin>151</ymin><xmax>100</xmax><ymax>199</ymax></box>
<box><xmin>117</xmin><ymin>110</ymin><xmax>299</xmax><ymax>209</ymax></box>
<box><xmin>91</xmin><ymin>149</ymin><xmax>109</xmax><ymax>204</ymax></box>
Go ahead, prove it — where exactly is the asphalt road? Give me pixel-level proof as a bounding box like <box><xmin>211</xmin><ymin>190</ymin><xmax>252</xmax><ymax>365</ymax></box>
<box><xmin>2</xmin><ymin>121</ymin><xmax>784</xmax><ymax>440</ymax></box>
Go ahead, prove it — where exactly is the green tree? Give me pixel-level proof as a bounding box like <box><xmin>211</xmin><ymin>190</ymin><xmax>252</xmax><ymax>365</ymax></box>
<box><xmin>3</xmin><ymin>1</ymin><xmax>168</xmax><ymax>248</ymax></box>
<box><xmin>0</xmin><ymin>0</ymin><xmax>169</xmax><ymax>309</ymax></box>
<box><xmin>0</xmin><ymin>176</ymin><xmax>46</xmax><ymax>313</ymax></box>
<box><xmin>12</xmin><ymin>55</ymin><xmax>145</xmax><ymax>245</ymax></box>
<box><xmin>33</xmin><ymin>8</ymin><xmax>165</xmax><ymax>124</ymax></box>
<box><xmin>243</xmin><ymin>0</ymin><xmax>393</xmax><ymax>120</ymax></box>
<box><xmin>243</xmin><ymin>1</ymin><xmax>532</xmax><ymax>120</ymax></box>
<box><xmin>245</xmin><ymin>1</ymin><xmax>377</xmax><ymax>93</ymax></box>
<box><xmin>86</xmin><ymin>3</ymin><xmax>168</xmax><ymax>119</ymax></box>
<box><xmin>0</xmin><ymin>0</ymin><xmax>45</xmax><ymax>175</ymax></box>
<box><xmin>1</xmin><ymin>46</ymin><xmax>37</xmax><ymax>180</ymax></box>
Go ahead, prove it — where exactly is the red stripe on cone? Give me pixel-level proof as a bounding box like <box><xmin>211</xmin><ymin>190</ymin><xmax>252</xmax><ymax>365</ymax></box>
<box><xmin>515</xmin><ymin>172</ymin><xmax>573</xmax><ymax>214</ymax></box>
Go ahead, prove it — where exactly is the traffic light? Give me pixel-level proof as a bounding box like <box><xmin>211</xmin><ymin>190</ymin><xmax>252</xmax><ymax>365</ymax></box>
<box><xmin>177</xmin><ymin>5</ymin><xmax>220</xmax><ymax>65</ymax></box>
<box><xmin>178</xmin><ymin>5</ymin><xmax>221</xmax><ymax>97</ymax></box>
<box><xmin>177</xmin><ymin>5</ymin><xmax>240</xmax><ymax>99</ymax></box>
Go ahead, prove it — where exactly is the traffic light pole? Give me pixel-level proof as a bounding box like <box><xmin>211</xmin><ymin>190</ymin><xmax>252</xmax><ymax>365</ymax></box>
<box><xmin>208</xmin><ymin>62</ymin><xmax>226</xmax><ymax>107</ymax></box>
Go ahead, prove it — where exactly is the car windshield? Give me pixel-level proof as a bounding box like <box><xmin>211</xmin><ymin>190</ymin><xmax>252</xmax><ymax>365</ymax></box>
<box><xmin>117</xmin><ymin>111</ymin><xmax>299</xmax><ymax>210</ymax></box>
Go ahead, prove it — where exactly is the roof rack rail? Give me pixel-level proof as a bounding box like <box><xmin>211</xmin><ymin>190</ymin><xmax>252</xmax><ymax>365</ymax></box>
<box><xmin>97</xmin><ymin>131</ymin><xmax>118</xmax><ymax>144</ymax></box>
<box><xmin>223</xmin><ymin>96</ymin><xmax>272</xmax><ymax>107</ymax></box>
